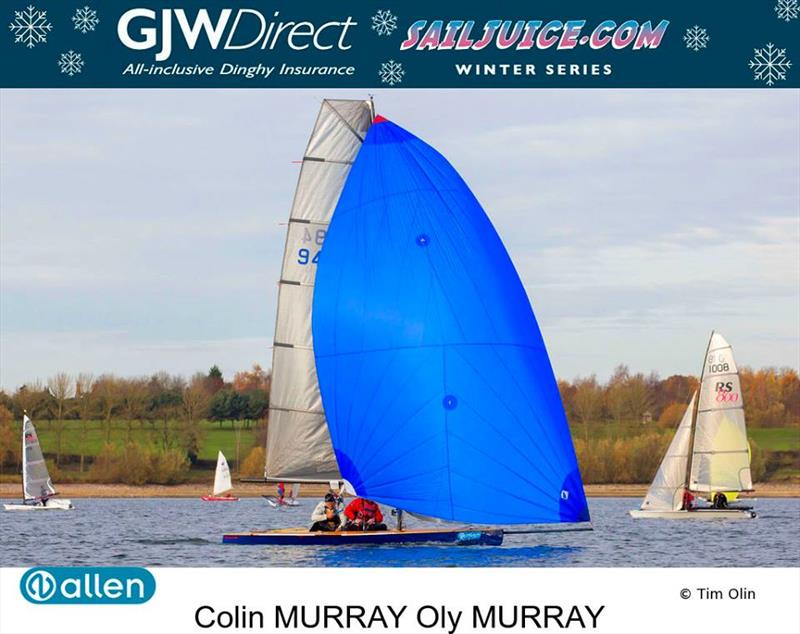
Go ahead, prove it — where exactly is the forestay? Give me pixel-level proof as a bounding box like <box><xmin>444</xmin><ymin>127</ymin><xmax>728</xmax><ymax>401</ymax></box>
<box><xmin>640</xmin><ymin>393</ymin><xmax>695</xmax><ymax>511</ymax></box>
<box><xmin>689</xmin><ymin>332</ymin><xmax>753</xmax><ymax>493</ymax></box>
<box><xmin>22</xmin><ymin>415</ymin><xmax>56</xmax><ymax>501</ymax></box>
<box><xmin>213</xmin><ymin>451</ymin><xmax>233</xmax><ymax>496</ymax></box>
<box><xmin>312</xmin><ymin>117</ymin><xmax>590</xmax><ymax>525</ymax></box>
<box><xmin>265</xmin><ymin>99</ymin><xmax>374</xmax><ymax>481</ymax></box>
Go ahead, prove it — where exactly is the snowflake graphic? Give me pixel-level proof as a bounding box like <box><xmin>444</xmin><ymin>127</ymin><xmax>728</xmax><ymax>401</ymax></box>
<box><xmin>58</xmin><ymin>50</ymin><xmax>84</xmax><ymax>76</ymax></box>
<box><xmin>379</xmin><ymin>59</ymin><xmax>404</xmax><ymax>86</ymax></box>
<box><xmin>8</xmin><ymin>4</ymin><xmax>52</xmax><ymax>49</ymax></box>
<box><xmin>683</xmin><ymin>25</ymin><xmax>709</xmax><ymax>52</ymax></box>
<box><xmin>72</xmin><ymin>6</ymin><xmax>99</xmax><ymax>34</ymax></box>
<box><xmin>371</xmin><ymin>9</ymin><xmax>397</xmax><ymax>36</ymax></box>
<box><xmin>775</xmin><ymin>0</ymin><xmax>799</xmax><ymax>21</ymax></box>
<box><xmin>749</xmin><ymin>43</ymin><xmax>791</xmax><ymax>86</ymax></box>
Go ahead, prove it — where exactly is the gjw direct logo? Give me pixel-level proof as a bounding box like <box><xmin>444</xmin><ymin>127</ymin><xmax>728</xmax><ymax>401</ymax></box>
<box><xmin>20</xmin><ymin>567</ymin><xmax>156</xmax><ymax>604</ymax></box>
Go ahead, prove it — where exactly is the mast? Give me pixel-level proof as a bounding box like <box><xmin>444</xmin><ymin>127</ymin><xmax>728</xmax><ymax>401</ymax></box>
<box><xmin>685</xmin><ymin>330</ymin><xmax>713</xmax><ymax>495</ymax></box>
<box><xmin>20</xmin><ymin>412</ymin><xmax>26</xmax><ymax>503</ymax></box>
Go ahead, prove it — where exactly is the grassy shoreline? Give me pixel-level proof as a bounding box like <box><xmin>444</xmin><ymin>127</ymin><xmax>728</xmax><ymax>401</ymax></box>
<box><xmin>1</xmin><ymin>481</ymin><xmax>797</xmax><ymax>499</ymax></box>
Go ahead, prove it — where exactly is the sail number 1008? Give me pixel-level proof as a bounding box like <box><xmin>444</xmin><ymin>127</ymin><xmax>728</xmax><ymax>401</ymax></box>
<box><xmin>297</xmin><ymin>228</ymin><xmax>325</xmax><ymax>265</ymax></box>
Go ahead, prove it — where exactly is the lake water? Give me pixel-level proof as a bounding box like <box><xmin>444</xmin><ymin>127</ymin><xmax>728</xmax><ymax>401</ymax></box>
<box><xmin>2</xmin><ymin>497</ymin><xmax>798</xmax><ymax>567</ymax></box>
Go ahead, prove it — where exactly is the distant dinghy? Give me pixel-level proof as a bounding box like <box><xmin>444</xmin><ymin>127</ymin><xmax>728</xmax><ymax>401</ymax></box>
<box><xmin>201</xmin><ymin>451</ymin><xmax>238</xmax><ymax>502</ymax></box>
<box><xmin>264</xmin><ymin>482</ymin><xmax>301</xmax><ymax>507</ymax></box>
<box><xmin>4</xmin><ymin>414</ymin><xmax>73</xmax><ymax>511</ymax></box>
<box><xmin>631</xmin><ymin>332</ymin><xmax>756</xmax><ymax>520</ymax></box>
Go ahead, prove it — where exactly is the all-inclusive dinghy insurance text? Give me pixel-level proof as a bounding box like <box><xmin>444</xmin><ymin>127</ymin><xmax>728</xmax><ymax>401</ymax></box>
<box><xmin>194</xmin><ymin>603</ymin><xmax>607</xmax><ymax>632</ymax></box>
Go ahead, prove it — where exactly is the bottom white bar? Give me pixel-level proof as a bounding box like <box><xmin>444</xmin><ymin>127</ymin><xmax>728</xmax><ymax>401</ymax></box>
<box><xmin>1</xmin><ymin>567</ymin><xmax>798</xmax><ymax>634</ymax></box>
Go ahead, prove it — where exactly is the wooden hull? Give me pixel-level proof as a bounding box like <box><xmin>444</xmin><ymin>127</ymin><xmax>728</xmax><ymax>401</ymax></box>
<box><xmin>4</xmin><ymin>499</ymin><xmax>74</xmax><ymax>511</ymax></box>
<box><xmin>201</xmin><ymin>496</ymin><xmax>239</xmax><ymax>502</ymax></box>
<box><xmin>629</xmin><ymin>509</ymin><xmax>756</xmax><ymax>520</ymax></box>
<box><xmin>223</xmin><ymin>527</ymin><xmax>504</xmax><ymax>546</ymax></box>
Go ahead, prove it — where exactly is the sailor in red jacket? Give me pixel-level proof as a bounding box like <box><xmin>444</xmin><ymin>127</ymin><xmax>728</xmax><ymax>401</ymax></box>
<box><xmin>343</xmin><ymin>497</ymin><xmax>387</xmax><ymax>531</ymax></box>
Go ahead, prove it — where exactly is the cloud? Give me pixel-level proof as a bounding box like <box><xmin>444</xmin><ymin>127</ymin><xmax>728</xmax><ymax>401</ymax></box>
<box><xmin>0</xmin><ymin>330</ymin><xmax>271</xmax><ymax>389</ymax></box>
<box><xmin>1</xmin><ymin>90</ymin><xmax>797</xmax><ymax>389</ymax></box>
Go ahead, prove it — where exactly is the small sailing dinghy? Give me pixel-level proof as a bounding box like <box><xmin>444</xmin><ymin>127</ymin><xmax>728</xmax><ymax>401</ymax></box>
<box><xmin>225</xmin><ymin>101</ymin><xmax>591</xmax><ymax>546</ymax></box>
<box><xmin>201</xmin><ymin>451</ymin><xmax>238</xmax><ymax>501</ymax></box>
<box><xmin>264</xmin><ymin>482</ymin><xmax>301</xmax><ymax>507</ymax></box>
<box><xmin>4</xmin><ymin>414</ymin><xmax>73</xmax><ymax>511</ymax></box>
<box><xmin>630</xmin><ymin>332</ymin><xmax>756</xmax><ymax>520</ymax></box>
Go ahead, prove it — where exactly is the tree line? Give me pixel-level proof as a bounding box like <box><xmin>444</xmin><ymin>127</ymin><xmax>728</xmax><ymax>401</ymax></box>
<box><xmin>0</xmin><ymin>364</ymin><xmax>271</xmax><ymax>477</ymax></box>
<box><xmin>559</xmin><ymin>365</ymin><xmax>800</xmax><ymax>438</ymax></box>
<box><xmin>0</xmin><ymin>363</ymin><xmax>796</xmax><ymax>485</ymax></box>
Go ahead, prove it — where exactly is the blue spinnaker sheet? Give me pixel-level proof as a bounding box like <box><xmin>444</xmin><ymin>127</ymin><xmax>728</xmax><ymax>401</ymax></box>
<box><xmin>312</xmin><ymin>117</ymin><xmax>589</xmax><ymax>524</ymax></box>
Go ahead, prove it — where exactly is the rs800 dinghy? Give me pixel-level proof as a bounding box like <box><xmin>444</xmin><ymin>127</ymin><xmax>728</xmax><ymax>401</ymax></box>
<box><xmin>227</xmin><ymin>100</ymin><xmax>591</xmax><ymax>546</ymax></box>
<box><xmin>630</xmin><ymin>332</ymin><xmax>756</xmax><ymax>520</ymax></box>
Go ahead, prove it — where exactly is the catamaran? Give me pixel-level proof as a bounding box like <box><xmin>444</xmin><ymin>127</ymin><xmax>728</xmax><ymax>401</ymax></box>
<box><xmin>201</xmin><ymin>450</ymin><xmax>238</xmax><ymax>501</ymax></box>
<box><xmin>630</xmin><ymin>332</ymin><xmax>756</xmax><ymax>520</ymax></box>
<box><xmin>4</xmin><ymin>414</ymin><xmax>74</xmax><ymax>511</ymax></box>
<box><xmin>226</xmin><ymin>100</ymin><xmax>591</xmax><ymax>545</ymax></box>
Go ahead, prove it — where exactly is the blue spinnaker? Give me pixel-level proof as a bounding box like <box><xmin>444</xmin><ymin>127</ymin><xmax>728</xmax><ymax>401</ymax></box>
<box><xmin>312</xmin><ymin>117</ymin><xmax>589</xmax><ymax>524</ymax></box>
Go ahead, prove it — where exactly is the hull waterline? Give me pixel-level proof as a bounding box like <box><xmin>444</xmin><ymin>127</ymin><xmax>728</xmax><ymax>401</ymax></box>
<box><xmin>4</xmin><ymin>499</ymin><xmax>74</xmax><ymax>511</ymax></box>
<box><xmin>629</xmin><ymin>509</ymin><xmax>756</xmax><ymax>520</ymax></box>
<box><xmin>223</xmin><ymin>527</ymin><xmax>504</xmax><ymax>546</ymax></box>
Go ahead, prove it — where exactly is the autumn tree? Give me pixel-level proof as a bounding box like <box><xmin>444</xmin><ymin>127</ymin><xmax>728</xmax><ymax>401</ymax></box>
<box><xmin>74</xmin><ymin>373</ymin><xmax>95</xmax><ymax>472</ymax></box>
<box><xmin>180</xmin><ymin>374</ymin><xmax>210</xmax><ymax>463</ymax></box>
<box><xmin>147</xmin><ymin>372</ymin><xmax>185</xmax><ymax>450</ymax></box>
<box><xmin>94</xmin><ymin>375</ymin><xmax>122</xmax><ymax>443</ymax></box>
<box><xmin>0</xmin><ymin>404</ymin><xmax>19</xmax><ymax>475</ymax></box>
<box><xmin>624</xmin><ymin>373</ymin><xmax>653</xmax><ymax>423</ymax></box>
<box><xmin>47</xmin><ymin>372</ymin><xmax>74</xmax><ymax>465</ymax></box>
<box><xmin>605</xmin><ymin>365</ymin><xmax>630</xmax><ymax>425</ymax></box>
<box><xmin>233</xmin><ymin>364</ymin><xmax>270</xmax><ymax>393</ymax></box>
<box><xmin>572</xmin><ymin>376</ymin><xmax>604</xmax><ymax>440</ymax></box>
<box><xmin>13</xmin><ymin>381</ymin><xmax>49</xmax><ymax>421</ymax></box>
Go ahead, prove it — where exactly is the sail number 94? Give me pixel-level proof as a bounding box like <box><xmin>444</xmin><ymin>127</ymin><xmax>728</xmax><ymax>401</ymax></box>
<box><xmin>297</xmin><ymin>228</ymin><xmax>325</xmax><ymax>265</ymax></box>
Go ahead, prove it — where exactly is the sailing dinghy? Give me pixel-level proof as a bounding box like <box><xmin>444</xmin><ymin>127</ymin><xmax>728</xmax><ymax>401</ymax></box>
<box><xmin>264</xmin><ymin>482</ymin><xmax>301</xmax><ymax>507</ymax></box>
<box><xmin>4</xmin><ymin>415</ymin><xmax>73</xmax><ymax>511</ymax></box>
<box><xmin>201</xmin><ymin>451</ymin><xmax>238</xmax><ymax>501</ymax></box>
<box><xmin>630</xmin><ymin>332</ymin><xmax>756</xmax><ymax>519</ymax></box>
<box><xmin>226</xmin><ymin>102</ymin><xmax>590</xmax><ymax>546</ymax></box>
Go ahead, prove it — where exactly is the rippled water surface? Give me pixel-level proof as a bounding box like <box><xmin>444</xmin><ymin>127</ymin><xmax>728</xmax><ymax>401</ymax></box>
<box><xmin>2</xmin><ymin>497</ymin><xmax>798</xmax><ymax>567</ymax></box>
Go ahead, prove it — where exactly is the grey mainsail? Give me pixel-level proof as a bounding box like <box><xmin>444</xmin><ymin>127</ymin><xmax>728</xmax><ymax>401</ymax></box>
<box><xmin>22</xmin><ymin>415</ymin><xmax>56</xmax><ymax>501</ymax></box>
<box><xmin>265</xmin><ymin>99</ymin><xmax>374</xmax><ymax>481</ymax></box>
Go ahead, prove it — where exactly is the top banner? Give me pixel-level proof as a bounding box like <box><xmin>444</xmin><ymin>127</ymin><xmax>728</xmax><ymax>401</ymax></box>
<box><xmin>1</xmin><ymin>1</ymin><xmax>798</xmax><ymax>88</ymax></box>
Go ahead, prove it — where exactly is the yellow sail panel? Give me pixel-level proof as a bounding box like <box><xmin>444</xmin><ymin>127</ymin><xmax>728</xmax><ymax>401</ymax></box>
<box><xmin>689</xmin><ymin>333</ymin><xmax>753</xmax><ymax>493</ymax></box>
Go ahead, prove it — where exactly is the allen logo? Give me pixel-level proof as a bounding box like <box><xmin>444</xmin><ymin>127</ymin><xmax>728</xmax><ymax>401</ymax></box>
<box><xmin>22</xmin><ymin>570</ymin><xmax>57</xmax><ymax>603</ymax></box>
<box><xmin>20</xmin><ymin>567</ymin><xmax>155</xmax><ymax>605</ymax></box>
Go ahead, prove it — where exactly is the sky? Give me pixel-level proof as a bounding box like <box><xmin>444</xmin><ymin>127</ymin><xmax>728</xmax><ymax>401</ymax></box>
<box><xmin>0</xmin><ymin>89</ymin><xmax>798</xmax><ymax>391</ymax></box>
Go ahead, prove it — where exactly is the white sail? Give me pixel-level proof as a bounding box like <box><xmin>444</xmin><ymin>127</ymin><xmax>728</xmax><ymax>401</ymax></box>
<box><xmin>265</xmin><ymin>99</ymin><xmax>374</xmax><ymax>481</ymax></box>
<box><xmin>22</xmin><ymin>415</ymin><xmax>56</xmax><ymax>501</ymax></box>
<box><xmin>640</xmin><ymin>393</ymin><xmax>695</xmax><ymax>511</ymax></box>
<box><xmin>689</xmin><ymin>332</ymin><xmax>753</xmax><ymax>493</ymax></box>
<box><xmin>212</xmin><ymin>451</ymin><xmax>233</xmax><ymax>496</ymax></box>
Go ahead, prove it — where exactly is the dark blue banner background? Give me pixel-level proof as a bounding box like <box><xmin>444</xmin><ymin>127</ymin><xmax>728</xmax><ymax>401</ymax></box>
<box><xmin>1</xmin><ymin>1</ymin><xmax>798</xmax><ymax>87</ymax></box>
